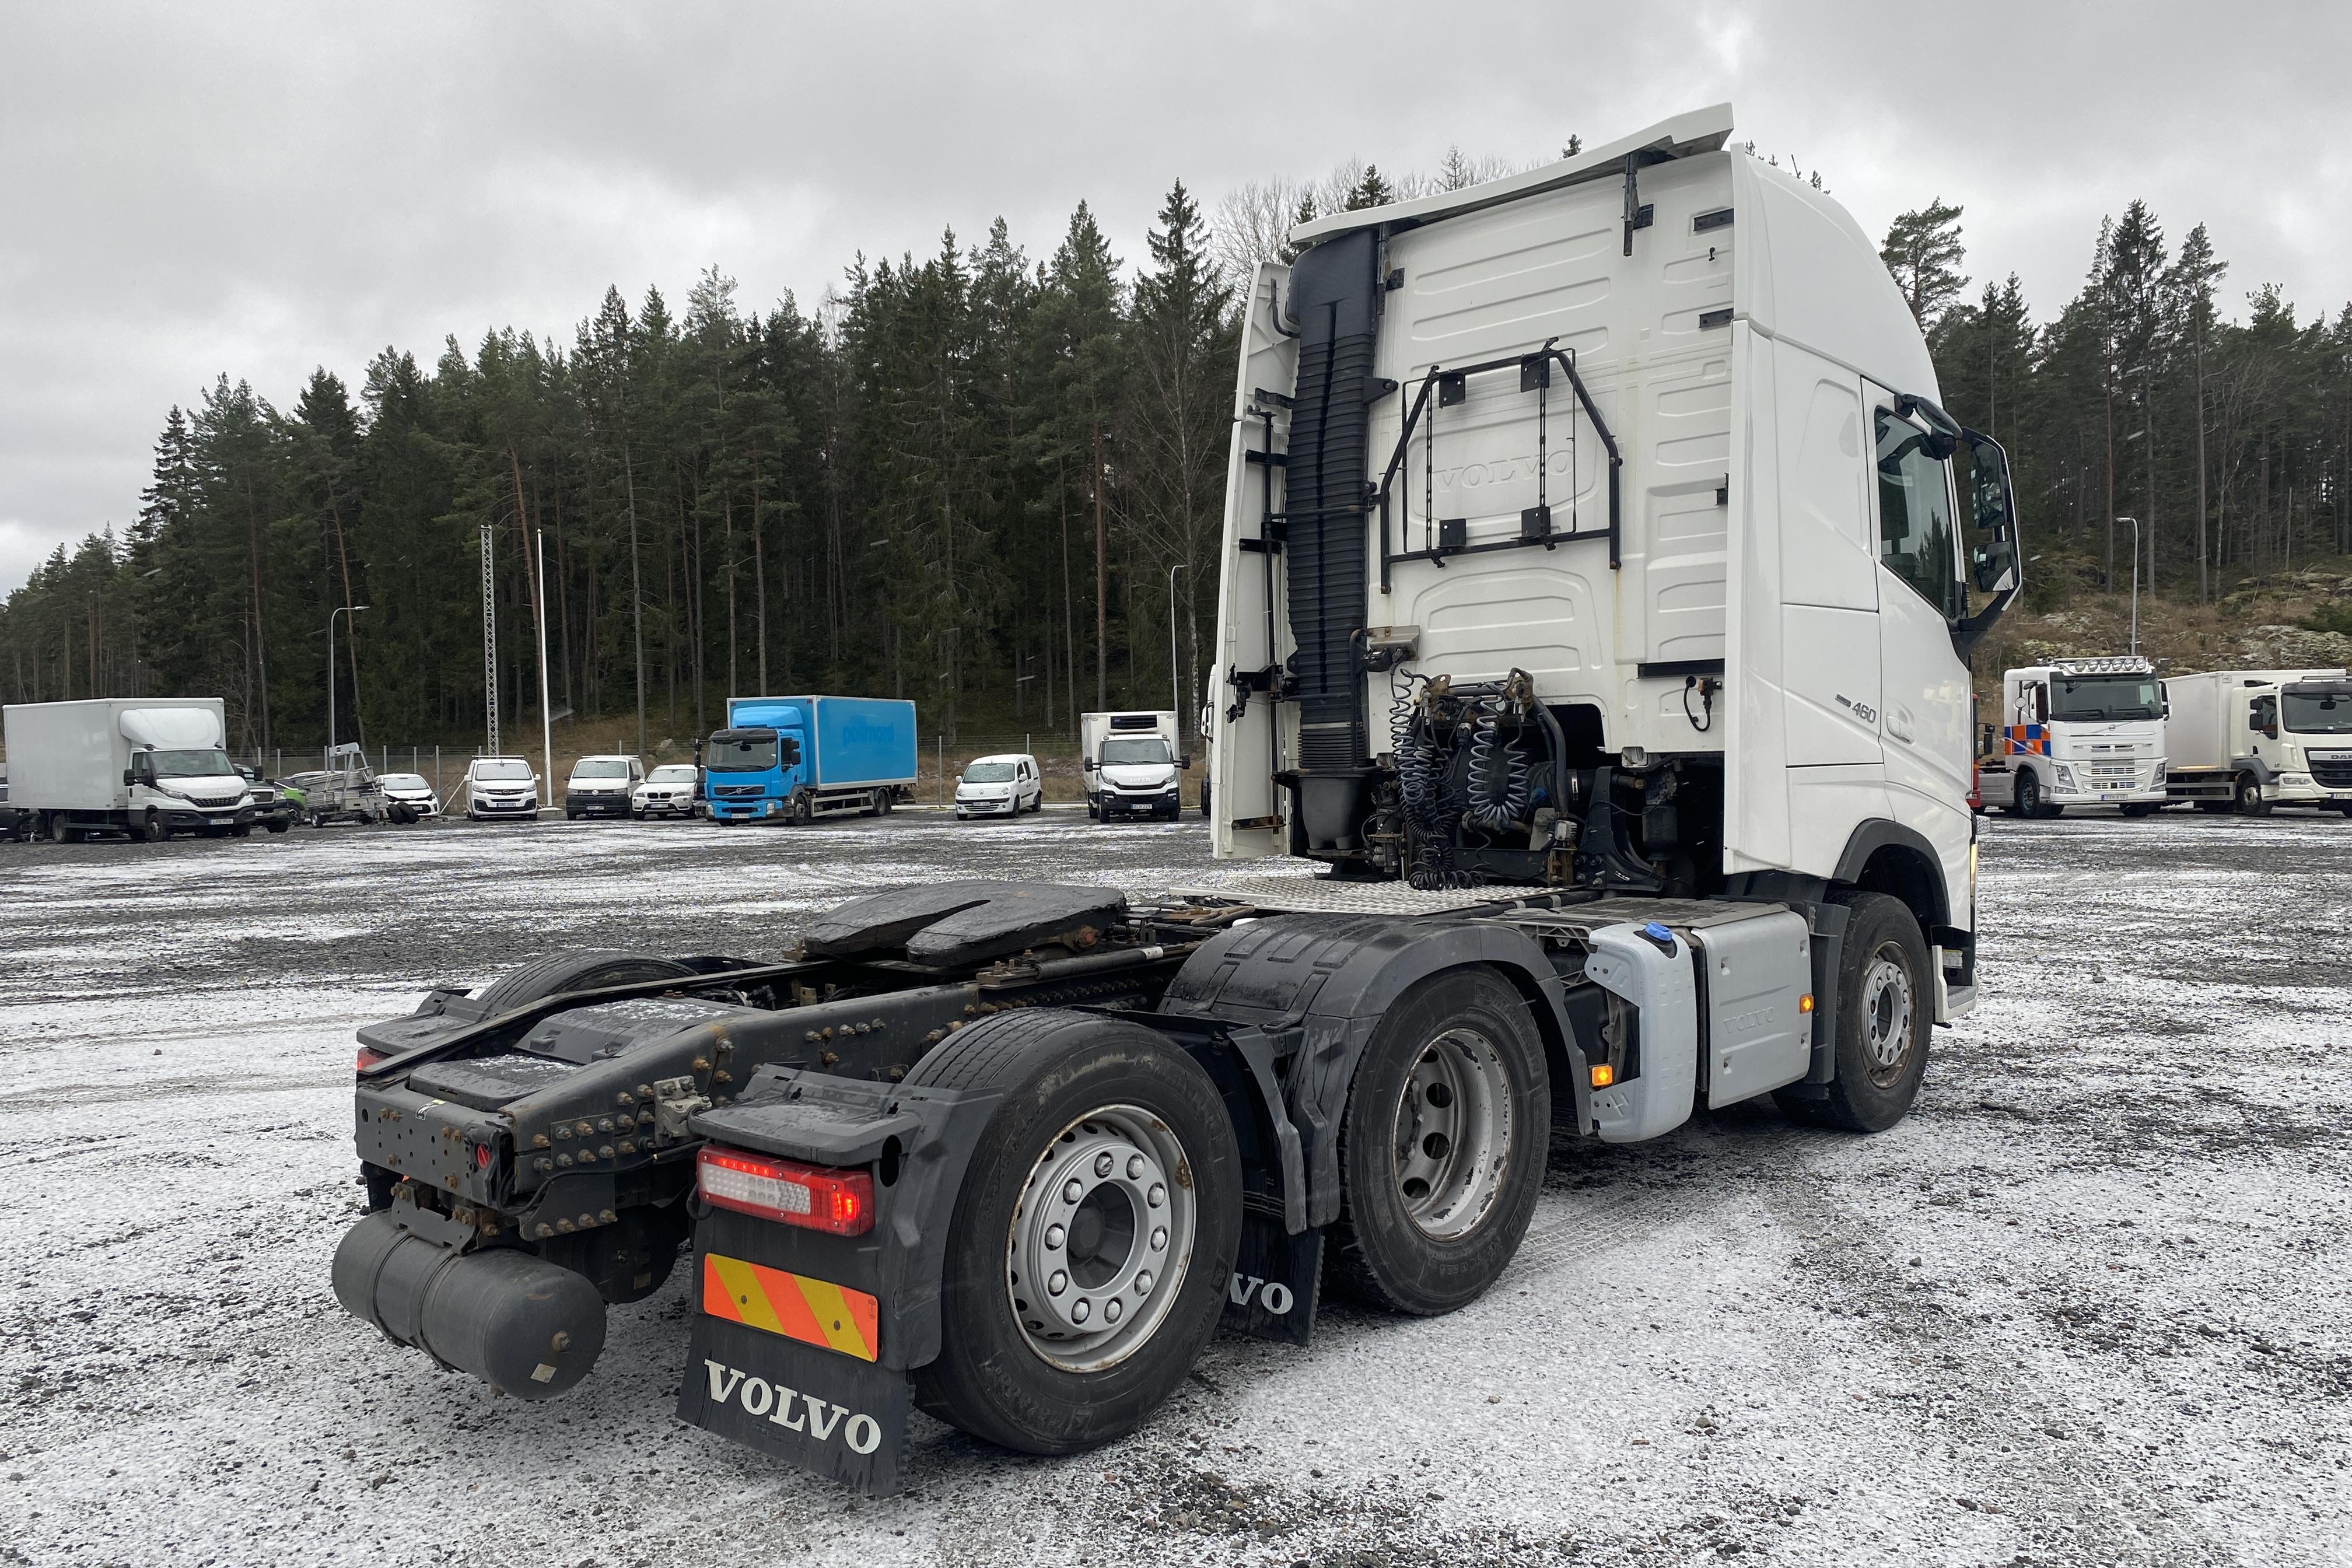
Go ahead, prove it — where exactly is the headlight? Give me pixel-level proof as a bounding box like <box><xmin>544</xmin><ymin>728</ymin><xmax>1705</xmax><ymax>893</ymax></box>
<box><xmin>2054</xmin><ymin>765</ymin><xmax>2076</xmax><ymax>788</ymax></box>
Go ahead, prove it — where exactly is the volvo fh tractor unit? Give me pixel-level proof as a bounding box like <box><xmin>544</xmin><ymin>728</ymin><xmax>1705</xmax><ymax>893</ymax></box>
<box><xmin>1976</xmin><ymin>657</ymin><xmax>2166</xmax><ymax>817</ymax></box>
<box><xmin>330</xmin><ymin>106</ymin><xmax>2018</xmax><ymax>1495</ymax></box>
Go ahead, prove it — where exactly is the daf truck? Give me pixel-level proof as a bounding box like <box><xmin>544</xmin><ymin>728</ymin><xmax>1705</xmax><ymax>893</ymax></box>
<box><xmin>2163</xmin><ymin>667</ymin><xmax>2352</xmax><ymax>815</ymax></box>
<box><xmin>1976</xmin><ymin>656</ymin><xmax>2167</xmax><ymax>817</ymax></box>
<box><xmin>2</xmin><ymin>697</ymin><xmax>257</xmax><ymax>842</ymax></box>
<box><xmin>330</xmin><ymin>105</ymin><xmax>2018</xmax><ymax>1496</ymax></box>
<box><xmin>703</xmin><ymin>696</ymin><xmax>917</xmax><ymax>825</ymax></box>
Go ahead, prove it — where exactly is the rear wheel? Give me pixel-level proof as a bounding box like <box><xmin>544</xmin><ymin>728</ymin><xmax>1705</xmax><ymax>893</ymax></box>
<box><xmin>907</xmin><ymin>1010</ymin><xmax>1240</xmax><ymax>1455</ymax></box>
<box><xmin>1331</xmin><ymin>967</ymin><xmax>1549</xmax><ymax>1315</ymax></box>
<box><xmin>48</xmin><ymin>814</ymin><xmax>76</xmax><ymax>845</ymax></box>
<box><xmin>2235</xmin><ymin>773</ymin><xmax>2271</xmax><ymax>817</ymax></box>
<box><xmin>1776</xmin><ymin>890</ymin><xmax>1930</xmax><ymax>1132</ymax></box>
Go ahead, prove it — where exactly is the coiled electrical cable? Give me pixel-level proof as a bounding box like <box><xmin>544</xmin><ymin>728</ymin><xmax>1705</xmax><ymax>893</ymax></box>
<box><xmin>1461</xmin><ymin>707</ymin><xmax>1532</xmax><ymax>833</ymax></box>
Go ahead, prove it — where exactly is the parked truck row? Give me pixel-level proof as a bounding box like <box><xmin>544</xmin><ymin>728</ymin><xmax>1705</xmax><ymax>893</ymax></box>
<box><xmin>1978</xmin><ymin>657</ymin><xmax>2352</xmax><ymax>818</ymax></box>
<box><xmin>330</xmin><ymin>106</ymin><xmax>2030</xmax><ymax>1496</ymax></box>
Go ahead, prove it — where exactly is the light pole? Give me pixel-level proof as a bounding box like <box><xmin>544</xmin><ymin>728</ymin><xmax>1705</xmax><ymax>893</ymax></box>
<box><xmin>2129</xmin><ymin>516</ymin><xmax>2141</xmax><ymax>653</ymax></box>
<box><xmin>1166</xmin><ymin>562</ymin><xmax>1187</xmax><ymax>721</ymax></box>
<box><xmin>327</xmin><ymin>604</ymin><xmax>369</xmax><ymax>770</ymax></box>
<box><xmin>536</xmin><ymin>530</ymin><xmax>554</xmax><ymax>813</ymax></box>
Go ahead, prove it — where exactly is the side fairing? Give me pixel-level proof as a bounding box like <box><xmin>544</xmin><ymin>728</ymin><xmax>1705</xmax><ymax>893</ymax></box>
<box><xmin>1210</xmin><ymin>264</ymin><xmax>1298</xmax><ymax>860</ymax></box>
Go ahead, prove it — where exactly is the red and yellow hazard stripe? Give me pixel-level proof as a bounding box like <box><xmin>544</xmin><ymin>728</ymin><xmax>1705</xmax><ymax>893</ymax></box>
<box><xmin>702</xmin><ymin>1253</ymin><xmax>879</xmax><ymax>1362</ymax></box>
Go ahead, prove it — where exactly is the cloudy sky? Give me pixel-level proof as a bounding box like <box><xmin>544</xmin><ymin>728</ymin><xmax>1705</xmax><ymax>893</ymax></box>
<box><xmin>5</xmin><ymin>0</ymin><xmax>2348</xmax><ymax>593</ymax></box>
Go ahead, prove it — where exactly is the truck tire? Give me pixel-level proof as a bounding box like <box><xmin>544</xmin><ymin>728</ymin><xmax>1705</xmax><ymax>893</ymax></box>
<box><xmin>792</xmin><ymin>792</ymin><xmax>814</xmax><ymax>827</ymax></box>
<box><xmin>1329</xmin><ymin>967</ymin><xmax>1550</xmax><ymax>1316</ymax></box>
<box><xmin>1777</xmin><ymin>890</ymin><xmax>1930</xmax><ymax>1133</ymax></box>
<box><xmin>143</xmin><ymin>813</ymin><xmax>169</xmax><ymax>843</ymax></box>
<box><xmin>1200</xmin><ymin>778</ymin><xmax>1211</xmax><ymax>818</ymax></box>
<box><xmin>2234</xmin><ymin>773</ymin><xmax>2270</xmax><ymax>817</ymax></box>
<box><xmin>2011</xmin><ymin>771</ymin><xmax>2042</xmax><ymax>818</ymax></box>
<box><xmin>2119</xmin><ymin>802</ymin><xmax>2158</xmax><ymax>817</ymax></box>
<box><xmin>905</xmin><ymin>1010</ymin><xmax>1241</xmax><ymax>1456</ymax></box>
<box><xmin>48</xmin><ymin>814</ymin><xmax>76</xmax><ymax>845</ymax></box>
<box><xmin>472</xmin><ymin>949</ymin><xmax>696</xmax><ymax>1016</ymax></box>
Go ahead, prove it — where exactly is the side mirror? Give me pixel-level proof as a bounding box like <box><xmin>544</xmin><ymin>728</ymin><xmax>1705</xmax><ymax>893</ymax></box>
<box><xmin>1951</xmin><ymin>428</ymin><xmax>2021</xmax><ymax>658</ymax></box>
<box><xmin>1083</xmin><ymin>760</ymin><xmax>1098</xmax><ymax>772</ymax></box>
<box><xmin>1180</xmin><ymin>755</ymin><xmax>1193</xmax><ymax>770</ymax></box>
<box><xmin>124</xmin><ymin>769</ymin><xmax>137</xmax><ymax>787</ymax></box>
<box><xmin>954</xmin><ymin>775</ymin><xmax>964</xmax><ymax>785</ymax></box>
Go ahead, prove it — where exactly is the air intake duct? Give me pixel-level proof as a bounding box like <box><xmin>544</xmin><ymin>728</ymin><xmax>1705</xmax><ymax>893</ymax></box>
<box><xmin>1282</xmin><ymin>229</ymin><xmax>1383</xmax><ymax>852</ymax></box>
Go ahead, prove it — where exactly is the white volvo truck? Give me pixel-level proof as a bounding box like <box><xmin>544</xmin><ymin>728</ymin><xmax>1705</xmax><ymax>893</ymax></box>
<box><xmin>1976</xmin><ymin>657</ymin><xmax>2167</xmax><ymax>817</ymax></box>
<box><xmin>330</xmin><ymin>105</ymin><xmax>2017</xmax><ymax>1495</ymax></box>
<box><xmin>2</xmin><ymin>697</ymin><xmax>257</xmax><ymax>842</ymax></box>
<box><xmin>2163</xmin><ymin>667</ymin><xmax>2352</xmax><ymax>815</ymax></box>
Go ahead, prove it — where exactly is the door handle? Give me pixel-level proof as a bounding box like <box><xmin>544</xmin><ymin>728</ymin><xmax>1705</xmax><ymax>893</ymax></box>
<box><xmin>1887</xmin><ymin>705</ymin><xmax>1914</xmax><ymax>742</ymax></box>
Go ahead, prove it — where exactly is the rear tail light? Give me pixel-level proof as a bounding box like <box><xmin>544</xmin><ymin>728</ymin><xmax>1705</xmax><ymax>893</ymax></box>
<box><xmin>698</xmin><ymin>1145</ymin><xmax>874</xmax><ymax>1236</ymax></box>
<box><xmin>355</xmin><ymin>1046</ymin><xmax>390</xmax><ymax>1073</ymax></box>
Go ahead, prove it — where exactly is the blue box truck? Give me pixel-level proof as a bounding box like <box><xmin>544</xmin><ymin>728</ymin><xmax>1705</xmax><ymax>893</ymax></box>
<box><xmin>702</xmin><ymin>696</ymin><xmax>918</xmax><ymax>825</ymax></box>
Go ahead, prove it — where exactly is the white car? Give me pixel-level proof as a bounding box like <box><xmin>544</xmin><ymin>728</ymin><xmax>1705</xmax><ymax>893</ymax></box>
<box><xmin>377</xmin><ymin>773</ymin><xmax>443</xmax><ymax>820</ymax></box>
<box><xmin>632</xmin><ymin>763</ymin><xmax>704</xmax><ymax>820</ymax></box>
<box><xmin>954</xmin><ymin>754</ymin><xmax>1043</xmax><ymax>819</ymax></box>
<box><xmin>461</xmin><ymin>757</ymin><xmax>541</xmax><ymax>822</ymax></box>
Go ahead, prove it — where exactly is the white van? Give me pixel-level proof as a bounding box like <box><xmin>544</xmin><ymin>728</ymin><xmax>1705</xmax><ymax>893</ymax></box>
<box><xmin>1079</xmin><ymin>711</ymin><xmax>1184</xmax><ymax>821</ymax></box>
<box><xmin>954</xmin><ymin>754</ymin><xmax>1042</xmax><ymax>818</ymax></box>
<box><xmin>461</xmin><ymin>757</ymin><xmax>541</xmax><ymax>822</ymax></box>
<box><xmin>564</xmin><ymin>754</ymin><xmax>644</xmax><ymax>820</ymax></box>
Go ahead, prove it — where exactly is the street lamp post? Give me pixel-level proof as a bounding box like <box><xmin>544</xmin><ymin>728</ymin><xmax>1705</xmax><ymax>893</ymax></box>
<box><xmin>1166</xmin><ymin>562</ymin><xmax>1187</xmax><ymax>722</ymax></box>
<box><xmin>327</xmin><ymin>604</ymin><xmax>369</xmax><ymax>771</ymax></box>
<box><xmin>2129</xmin><ymin>516</ymin><xmax>2141</xmax><ymax>653</ymax></box>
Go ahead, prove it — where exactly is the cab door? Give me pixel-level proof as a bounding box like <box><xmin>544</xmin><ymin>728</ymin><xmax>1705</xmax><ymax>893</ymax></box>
<box><xmin>1865</xmin><ymin>387</ymin><xmax>1973</xmax><ymax>850</ymax></box>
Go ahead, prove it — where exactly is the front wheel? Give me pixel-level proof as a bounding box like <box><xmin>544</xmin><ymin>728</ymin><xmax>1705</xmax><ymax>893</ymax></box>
<box><xmin>2119</xmin><ymin>802</ymin><xmax>2158</xmax><ymax>817</ymax></box>
<box><xmin>1776</xmin><ymin>890</ymin><xmax>1930</xmax><ymax>1132</ymax></box>
<box><xmin>907</xmin><ymin>1010</ymin><xmax>1240</xmax><ymax>1455</ymax></box>
<box><xmin>2235</xmin><ymin>774</ymin><xmax>2271</xmax><ymax>817</ymax></box>
<box><xmin>1331</xmin><ymin>967</ymin><xmax>1550</xmax><ymax>1315</ymax></box>
<box><xmin>143</xmin><ymin>813</ymin><xmax>169</xmax><ymax>843</ymax></box>
<box><xmin>2012</xmin><ymin>771</ymin><xmax>2042</xmax><ymax>818</ymax></box>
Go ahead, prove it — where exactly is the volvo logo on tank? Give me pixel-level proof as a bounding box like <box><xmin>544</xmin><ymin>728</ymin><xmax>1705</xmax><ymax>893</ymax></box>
<box><xmin>702</xmin><ymin>1359</ymin><xmax>883</xmax><ymax>1454</ymax></box>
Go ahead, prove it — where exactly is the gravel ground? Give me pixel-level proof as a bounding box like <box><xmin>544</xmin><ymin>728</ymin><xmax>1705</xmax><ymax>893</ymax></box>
<box><xmin>1</xmin><ymin>806</ymin><xmax>2347</xmax><ymax>1567</ymax></box>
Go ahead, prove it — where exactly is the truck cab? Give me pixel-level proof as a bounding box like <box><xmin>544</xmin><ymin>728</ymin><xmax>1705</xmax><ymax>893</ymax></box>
<box><xmin>1981</xmin><ymin>657</ymin><xmax>2167</xmax><ymax>817</ymax></box>
<box><xmin>1080</xmin><ymin>710</ymin><xmax>1184</xmax><ymax>821</ymax></box>
<box><xmin>702</xmin><ymin>721</ymin><xmax>803</xmax><ymax>823</ymax></box>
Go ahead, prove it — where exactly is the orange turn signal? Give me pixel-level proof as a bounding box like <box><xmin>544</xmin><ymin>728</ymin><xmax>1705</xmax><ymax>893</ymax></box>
<box><xmin>1590</xmin><ymin>1064</ymin><xmax>1616</xmax><ymax>1088</ymax></box>
<box><xmin>1798</xmin><ymin>993</ymin><xmax>1816</xmax><ymax>1013</ymax></box>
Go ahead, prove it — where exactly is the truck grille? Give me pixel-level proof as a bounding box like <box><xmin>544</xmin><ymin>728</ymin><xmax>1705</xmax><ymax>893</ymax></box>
<box><xmin>713</xmin><ymin>785</ymin><xmax>764</xmax><ymax>799</ymax></box>
<box><xmin>188</xmin><ymin>794</ymin><xmax>240</xmax><ymax>808</ymax></box>
<box><xmin>2084</xmin><ymin>763</ymin><xmax>2140</xmax><ymax>782</ymax></box>
<box><xmin>2311</xmin><ymin>757</ymin><xmax>2352</xmax><ymax>789</ymax></box>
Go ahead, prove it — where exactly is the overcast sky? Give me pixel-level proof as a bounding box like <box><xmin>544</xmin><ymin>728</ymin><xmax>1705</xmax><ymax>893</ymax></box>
<box><xmin>5</xmin><ymin>0</ymin><xmax>2350</xmax><ymax>594</ymax></box>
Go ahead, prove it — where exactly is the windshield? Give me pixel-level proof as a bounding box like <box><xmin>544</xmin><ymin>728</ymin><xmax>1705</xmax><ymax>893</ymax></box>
<box><xmin>2049</xmin><ymin>676</ymin><xmax>2162</xmax><ymax>722</ymax></box>
<box><xmin>572</xmin><ymin>759</ymin><xmax>631</xmax><ymax>779</ymax></box>
<box><xmin>707</xmin><ymin>733</ymin><xmax>778</xmax><ymax>772</ymax></box>
<box><xmin>649</xmin><ymin>765</ymin><xmax>698</xmax><ymax>783</ymax></box>
<box><xmin>149</xmin><ymin>748</ymin><xmax>236</xmax><ymax>779</ymax></box>
<box><xmin>964</xmin><ymin>762</ymin><xmax>1014</xmax><ymax>782</ymax></box>
<box><xmin>379</xmin><ymin>774</ymin><xmax>428</xmax><ymax>790</ymax></box>
<box><xmin>474</xmin><ymin>759</ymin><xmax>533</xmax><ymax>781</ymax></box>
<box><xmin>1100</xmin><ymin>737</ymin><xmax>1172</xmax><ymax>766</ymax></box>
<box><xmin>2283</xmin><ymin>688</ymin><xmax>2352</xmax><ymax>735</ymax></box>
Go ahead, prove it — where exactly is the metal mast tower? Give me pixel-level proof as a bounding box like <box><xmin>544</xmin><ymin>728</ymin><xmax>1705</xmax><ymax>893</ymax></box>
<box><xmin>481</xmin><ymin>520</ymin><xmax>501</xmax><ymax>754</ymax></box>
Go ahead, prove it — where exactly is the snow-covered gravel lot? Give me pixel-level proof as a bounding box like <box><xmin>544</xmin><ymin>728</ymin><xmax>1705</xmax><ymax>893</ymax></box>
<box><xmin>2</xmin><ymin>807</ymin><xmax>2347</xmax><ymax>1567</ymax></box>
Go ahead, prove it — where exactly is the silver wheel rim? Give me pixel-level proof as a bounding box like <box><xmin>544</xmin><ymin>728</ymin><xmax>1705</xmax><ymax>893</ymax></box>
<box><xmin>1861</xmin><ymin>949</ymin><xmax>1915</xmax><ymax>1083</ymax></box>
<box><xmin>1390</xmin><ymin>1027</ymin><xmax>1514</xmax><ymax>1240</ymax></box>
<box><xmin>1006</xmin><ymin>1105</ymin><xmax>1196</xmax><ymax>1373</ymax></box>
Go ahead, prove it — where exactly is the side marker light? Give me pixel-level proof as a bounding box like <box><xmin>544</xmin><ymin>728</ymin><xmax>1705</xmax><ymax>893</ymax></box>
<box><xmin>1799</xmin><ymin>994</ymin><xmax>1816</xmax><ymax>1013</ymax></box>
<box><xmin>1590</xmin><ymin>1065</ymin><xmax>1616</xmax><ymax>1088</ymax></box>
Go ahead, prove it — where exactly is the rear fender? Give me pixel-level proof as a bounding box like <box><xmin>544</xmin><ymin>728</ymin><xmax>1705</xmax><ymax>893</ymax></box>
<box><xmin>1158</xmin><ymin>914</ymin><xmax>1586</xmax><ymax>1229</ymax></box>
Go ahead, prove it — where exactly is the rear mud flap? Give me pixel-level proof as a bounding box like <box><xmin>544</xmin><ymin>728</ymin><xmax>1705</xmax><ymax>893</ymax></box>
<box><xmin>1223</xmin><ymin>1218</ymin><xmax>1322</xmax><ymax>1346</ymax></box>
<box><xmin>678</xmin><ymin>1315</ymin><xmax>914</xmax><ymax>1496</ymax></box>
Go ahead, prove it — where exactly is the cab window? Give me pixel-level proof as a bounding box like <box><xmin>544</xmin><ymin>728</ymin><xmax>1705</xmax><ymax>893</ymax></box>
<box><xmin>2250</xmin><ymin>695</ymin><xmax>2278</xmax><ymax>738</ymax></box>
<box><xmin>1875</xmin><ymin>409</ymin><xmax>1961</xmax><ymax>617</ymax></box>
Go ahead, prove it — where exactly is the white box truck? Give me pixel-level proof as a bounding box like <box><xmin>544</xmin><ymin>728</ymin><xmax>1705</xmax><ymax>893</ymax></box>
<box><xmin>1079</xmin><ymin>709</ymin><xmax>1184</xmax><ymax>820</ymax></box>
<box><xmin>2163</xmin><ymin>668</ymin><xmax>2352</xmax><ymax>815</ymax></box>
<box><xmin>330</xmin><ymin>106</ymin><xmax>2021</xmax><ymax>1496</ymax></box>
<box><xmin>2</xmin><ymin>698</ymin><xmax>257</xmax><ymax>842</ymax></box>
<box><xmin>1977</xmin><ymin>656</ymin><xmax>2167</xmax><ymax>817</ymax></box>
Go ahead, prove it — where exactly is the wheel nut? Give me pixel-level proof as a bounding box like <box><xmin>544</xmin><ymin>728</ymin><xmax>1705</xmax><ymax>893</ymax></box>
<box><xmin>1150</xmin><ymin>1227</ymin><xmax>1167</xmax><ymax>1251</ymax></box>
<box><xmin>1094</xmin><ymin>1152</ymin><xmax>1115</xmax><ymax>1178</ymax></box>
<box><xmin>1104</xmin><ymin>1298</ymin><xmax>1123</xmax><ymax>1323</ymax></box>
<box><xmin>1045</xmin><ymin>1224</ymin><xmax>1066</xmax><ymax>1250</ymax></box>
<box><xmin>1063</xmin><ymin>1179</ymin><xmax>1084</xmax><ymax>1203</ymax></box>
<box><xmin>1135</xmin><ymin>1269</ymin><xmax>1153</xmax><ymax>1292</ymax></box>
<box><xmin>1147</xmin><ymin>1184</ymin><xmax>1166</xmax><ymax>1209</ymax></box>
<box><xmin>1127</xmin><ymin>1154</ymin><xmax>1145</xmax><ymax>1180</ymax></box>
<box><xmin>1071</xmin><ymin>1298</ymin><xmax>1091</xmax><ymax>1324</ymax></box>
<box><xmin>1048</xmin><ymin>1270</ymin><xmax>1068</xmax><ymax>1296</ymax></box>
